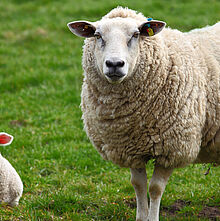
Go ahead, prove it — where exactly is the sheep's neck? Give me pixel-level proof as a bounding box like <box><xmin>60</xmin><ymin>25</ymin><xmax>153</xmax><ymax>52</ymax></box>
<box><xmin>85</xmin><ymin>61</ymin><xmax>170</xmax><ymax>125</ymax></box>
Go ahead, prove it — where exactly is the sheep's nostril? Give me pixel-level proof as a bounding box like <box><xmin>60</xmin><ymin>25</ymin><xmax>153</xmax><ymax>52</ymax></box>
<box><xmin>106</xmin><ymin>60</ymin><xmax>114</xmax><ymax>68</ymax></box>
<box><xmin>117</xmin><ymin>60</ymin><xmax>125</xmax><ymax>67</ymax></box>
<box><xmin>105</xmin><ymin>59</ymin><xmax>125</xmax><ymax>68</ymax></box>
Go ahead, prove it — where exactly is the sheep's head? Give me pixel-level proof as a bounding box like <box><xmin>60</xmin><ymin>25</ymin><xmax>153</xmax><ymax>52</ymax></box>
<box><xmin>68</xmin><ymin>17</ymin><xmax>165</xmax><ymax>84</ymax></box>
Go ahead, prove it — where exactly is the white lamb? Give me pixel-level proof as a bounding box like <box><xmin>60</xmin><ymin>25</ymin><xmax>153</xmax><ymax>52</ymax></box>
<box><xmin>67</xmin><ymin>7</ymin><xmax>220</xmax><ymax>221</ymax></box>
<box><xmin>0</xmin><ymin>132</ymin><xmax>23</xmax><ymax>206</ymax></box>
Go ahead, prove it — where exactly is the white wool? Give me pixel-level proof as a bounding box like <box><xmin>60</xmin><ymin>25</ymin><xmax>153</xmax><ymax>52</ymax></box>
<box><xmin>0</xmin><ymin>154</ymin><xmax>23</xmax><ymax>206</ymax></box>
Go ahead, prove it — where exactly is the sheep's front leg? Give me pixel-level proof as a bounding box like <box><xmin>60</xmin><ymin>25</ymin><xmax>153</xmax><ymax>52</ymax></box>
<box><xmin>130</xmin><ymin>168</ymin><xmax>148</xmax><ymax>221</ymax></box>
<box><xmin>148</xmin><ymin>165</ymin><xmax>173</xmax><ymax>221</ymax></box>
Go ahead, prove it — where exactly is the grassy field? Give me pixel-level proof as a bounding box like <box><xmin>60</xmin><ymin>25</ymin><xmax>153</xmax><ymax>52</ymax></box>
<box><xmin>0</xmin><ymin>0</ymin><xmax>220</xmax><ymax>220</ymax></box>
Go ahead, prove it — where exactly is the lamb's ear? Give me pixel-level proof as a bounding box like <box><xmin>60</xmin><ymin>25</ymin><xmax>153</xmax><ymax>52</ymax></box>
<box><xmin>139</xmin><ymin>20</ymin><xmax>166</xmax><ymax>37</ymax></box>
<box><xmin>67</xmin><ymin>21</ymin><xmax>96</xmax><ymax>38</ymax></box>
<box><xmin>0</xmin><ymin>132</ymin><xmax>13</xmax><ymax>146</ymax></box>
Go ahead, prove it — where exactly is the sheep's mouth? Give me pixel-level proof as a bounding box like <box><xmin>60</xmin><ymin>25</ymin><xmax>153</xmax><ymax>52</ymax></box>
<box><xmin>105</xmin><ymin>72</ymin><xmax>126</xmax><ymax>83</ymax></box>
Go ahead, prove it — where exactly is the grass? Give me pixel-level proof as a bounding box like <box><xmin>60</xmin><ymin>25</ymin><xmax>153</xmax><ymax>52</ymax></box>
<box><xmin>0</xmin><ymin>0</ymin><xmax>220</xmax><ymax>220</ymax></box>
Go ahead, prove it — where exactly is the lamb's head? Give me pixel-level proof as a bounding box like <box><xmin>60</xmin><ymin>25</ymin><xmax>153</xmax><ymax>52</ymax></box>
<box><xmin>68</xmin><ymin>17</ymin><xmax>165</xmax><ymax>83</ymax></box>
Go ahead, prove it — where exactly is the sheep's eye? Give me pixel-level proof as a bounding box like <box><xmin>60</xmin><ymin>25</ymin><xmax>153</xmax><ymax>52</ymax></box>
<box><xmin>127</xmin><ymin>32</ymin><xmax>139</xmax><ymax>47</ymax></box>
<box><xmin>94</xmin><ymin>33</ymin><xmax>102</xmax><ymax>39</ymax></box>
<box><xmin>94</xmin><ymin>33</ymin><xmax>105</xmax><ymax>47</ymax></box>
<box><xmin>132</xmin><ymin>32</ymin><xmax>139</xmax><ymax>38</ymax></box>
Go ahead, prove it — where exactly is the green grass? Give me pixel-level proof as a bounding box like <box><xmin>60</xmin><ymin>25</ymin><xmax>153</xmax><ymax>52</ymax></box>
<box><xmin>0</xmin><ymin>0</ymin><xmax>220</xmax><ymax>220</ymax></box>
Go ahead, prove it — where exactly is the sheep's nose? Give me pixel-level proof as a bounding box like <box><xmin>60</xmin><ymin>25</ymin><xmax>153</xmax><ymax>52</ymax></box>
<box><xmin>105</xmin><ymin>59</ymin><xmax>125</xmax><ymax>68</ymax></box>
<box><xmin>104</xmin><ymin>58</ymin><xmax>126</xmax><ymax>82</ymax></box>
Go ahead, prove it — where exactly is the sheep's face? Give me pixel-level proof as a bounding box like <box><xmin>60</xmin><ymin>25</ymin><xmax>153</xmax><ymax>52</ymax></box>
<box><xmin>93</xmin><ymin>18</ymin><xmax>141</xmax><ymax>84</ymax></box>
<box><xmin>68</xmin><ymin>18</ymin><xmax>165</xmax><ymax>84</ymax></box>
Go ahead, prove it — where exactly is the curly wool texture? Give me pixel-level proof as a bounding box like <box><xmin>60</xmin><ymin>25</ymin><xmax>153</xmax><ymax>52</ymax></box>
<box><xmin>81</xmin><ymin>7</ymin><xmax>220</xmax><ymax>168</ymax></box>
<box><xmin>0</xmin><ymin>154</ymin><xmax>23</xmax><ymax>206</ymax></box>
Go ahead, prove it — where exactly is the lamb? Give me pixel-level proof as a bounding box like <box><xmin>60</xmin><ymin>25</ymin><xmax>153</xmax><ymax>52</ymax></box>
<box><xmin>0</xmin><ymin>132</ymin><xmax>23</xmax><ymax>206</ymax></box>
<box><xmin>67</xmin><ymin>7</ymin><xmax>220</xmax><ymax>221</ymax></box>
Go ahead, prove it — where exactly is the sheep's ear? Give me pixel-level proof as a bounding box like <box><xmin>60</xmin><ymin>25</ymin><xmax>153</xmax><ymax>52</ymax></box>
<box><xmin>0</xmin><ymin>132</ymin><xmax>13</xmax><ymax>146</ymax></box>
<box><xmin>67</xmin><ymin>21</ymin><xmax>96</xmax><ymax>38</ymax></box>
<box><xmin>139</xmin><ymin>20</ymin><xmax>166</xmax><ymax>37</ymax></box>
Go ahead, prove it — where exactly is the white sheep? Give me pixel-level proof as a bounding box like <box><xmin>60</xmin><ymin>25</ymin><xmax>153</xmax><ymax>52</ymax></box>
<box><xmin>67</xmin><ymin>7</ymin><xmax>220</xmax><ymax>221</ymax></box>
<box><xmin>0</xmin><ymin>132</ymin><xmax>23</xmax><ymax>206</ymax></box>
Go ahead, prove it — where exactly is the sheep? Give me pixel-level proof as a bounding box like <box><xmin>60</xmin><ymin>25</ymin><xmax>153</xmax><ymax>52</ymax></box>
<box><xmin>0</xmin><ymin>132</ymin><xmax>23</xmax><ymax>206</ymax></box>
<box><xmin>67</xmin><ymin>7</ymin><xmax>220</xmax><ymax>221</ymax></box>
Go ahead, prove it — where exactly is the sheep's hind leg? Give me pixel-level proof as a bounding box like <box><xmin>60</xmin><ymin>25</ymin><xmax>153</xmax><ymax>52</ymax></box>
<box><xmin>148</xmin><ymin>165</ymin><xmax>173</xmax><ymax>221</ymax></box>
<box><xmin>130</xmin><ymin>168</ymin><xmax>148</xmax><ymax>221</ymax></box>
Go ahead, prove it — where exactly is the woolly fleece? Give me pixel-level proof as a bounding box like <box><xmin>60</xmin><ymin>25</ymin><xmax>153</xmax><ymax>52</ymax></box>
<box><xmin>0</xmin><ymin>154</ymin><xmax>23</xmax><ymax>206</ymax></box>
<box><xmin>81</xmin><ymin>7</ymin><xmax>220</xmax><ymax>168</ymax></box>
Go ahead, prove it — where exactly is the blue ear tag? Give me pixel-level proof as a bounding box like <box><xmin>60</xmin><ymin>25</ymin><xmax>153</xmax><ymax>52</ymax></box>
<box><xmin>147</xmin><ymin>18</ymin><xmax>153</xmax><ymax>21</ymax></box>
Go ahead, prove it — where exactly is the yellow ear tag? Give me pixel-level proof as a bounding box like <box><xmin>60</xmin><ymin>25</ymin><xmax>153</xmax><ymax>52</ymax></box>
<box><xmin>147</xmin><ymin>27</ymin><xmax>154</xmax><ymax>36</ymax></box>
<box><xmin>84</xmin><ymin>25</ymin><xmax>89</xmax><ymax>29</ymax></box>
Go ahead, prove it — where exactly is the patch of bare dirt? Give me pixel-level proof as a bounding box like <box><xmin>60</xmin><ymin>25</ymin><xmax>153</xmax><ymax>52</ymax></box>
<box><xmin>198</xmin><ymin>206</ymin><xmax>220</xmax><ymax>220</ymax></box>
<box><xmin>123</xmin><ymin>197</ymin><xmax>136</xmax><ymax>209</ymax></box>
<box><xmin>10</xmin><ymin>119</ymin><xmax>27</xmax><ymax>127</ymax></box>
<box><xmin>162</xmin><ymin>200</ymin><xmax>220</xmax><ymax>220</ymax></box>
<box><xmin>124</xmin><ymin>197</ymin><xmax>220</xmax><ymax>220</ymax></box>
<box><xmin>161</xmin><ymin>199</ymin><xmax>191</xmax><ymax>217</ymax></box>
